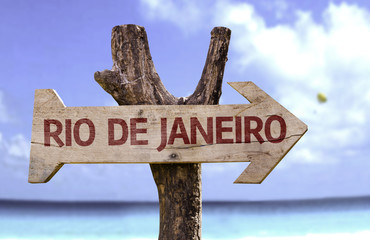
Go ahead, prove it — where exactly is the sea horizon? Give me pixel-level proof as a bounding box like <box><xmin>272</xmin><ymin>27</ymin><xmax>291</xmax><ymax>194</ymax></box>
<box><xmin>2</xmin><ymin>194</ymin><xmax>370</xmax><ymax>204</ymax></box>
<box><xmin>1</xmin><ymin>195</ymin><xmax>370</xmax><ymax>240</ymax></box>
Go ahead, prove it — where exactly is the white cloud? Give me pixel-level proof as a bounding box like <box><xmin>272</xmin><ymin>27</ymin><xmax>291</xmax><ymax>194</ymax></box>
<box><xmin>217</xmin><ymin>2</ymin><xmax>370</xmax><ymax>165</ymax></box>
<box><xmin>0</xmin><ymin>90</ymin><xmax>30</xmax><ymax>167</ymax></box>
<box><xmin>7</xmin><ymin>134</ymin><xmax>30</xmax><ymax>158</ymax></box>
<box><xmin>141</xmin><ymin>0</ymin><xmax>370</xmax><ymax>166</ymax></box>
<box><xmin>0</xmin><ymin>132</ymin><xmax>30</xmax><ymax>163</ymax></box>
<box><xmin>0</xmin><ymin>132</ymin><xmax>29</xmax><ymax>185</ymax></box>
<box><xmin>274</xmin><ymin>0</ymin><xmax>289</xmax><ymax>19</ymax></box>
<box><xmin>140</xmin><ymin>0</ymin><xmax>208</xmax><ymax>33</ymax></box>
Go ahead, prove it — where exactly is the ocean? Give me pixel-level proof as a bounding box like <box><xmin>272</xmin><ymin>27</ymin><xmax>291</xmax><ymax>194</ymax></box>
<box><xmin>1</xmin><ymin>196</ymin><xmax>370</xmax><ymax>240</ymax></box>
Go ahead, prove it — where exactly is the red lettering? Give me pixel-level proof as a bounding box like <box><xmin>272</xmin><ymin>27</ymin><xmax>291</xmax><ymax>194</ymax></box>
<box><xmin>245</xmin><ymin>116</ymin><xmax>264</xmax><ymax>144</ymax></box>
<box><xmin>265</xmin><ymin>115</ymin><xmax>286</xmax><ymax>143</ymax></box>
<box><xmin>74</xmin><ymin>118</ymin><xmax>95</xmax><ymax>146</ymax></box>
<box><xmin>108</xmin><ymin>118</ymin><xmax>128</xmax><ymax>145</ymax></box>
<box><xmin>216</xmin><ymin>117</ymin><xmax>233</xmax><ymax>144</ymax></box>
<box><xmin>235</xmin><ymin>116</ymin><xmax>242</xmax><ymax>143</ymax></box>
<box><xmin>190</xmin><ymin>117</ymin><xmax>213</xmax><ymax>144</ymax></box>
<box><xmin>157</xmin><ymin>118</ymin><xmax>167</xmax><ymax>152</ymax></box>
<box><xmin>168</xmin><ymin>117</ymin><xmax>190</xmax><ymax>145</ymax></box>
<box><xmin>44</xmin><ymin>119</ymin><xmax>64</xmax><ymax>147</ymax></box>
<box><xmin>130</xmin><ymin>118</ymin><xmax>148</xmax><ymax>145</ymax></box>
<box><xmin>65</xmin><ymin>119</ymin><xmax>72</xmax><ymax>146</ymax></box>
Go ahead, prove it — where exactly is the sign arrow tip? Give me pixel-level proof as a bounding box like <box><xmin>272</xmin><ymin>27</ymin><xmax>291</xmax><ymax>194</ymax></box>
<box><xmin>228</xmin><ymin>81</ymin><xmax>308</xmax><ymax>184</ymax></box>
<box><xmin>28</xmin><ymin>156</ymin><xmax>63</xmax><ymax>183</ymax></box>
<box><xmin>34</xmin><ymin>89</ymin><xmax>65</xmax><ymax>109</ymax></box>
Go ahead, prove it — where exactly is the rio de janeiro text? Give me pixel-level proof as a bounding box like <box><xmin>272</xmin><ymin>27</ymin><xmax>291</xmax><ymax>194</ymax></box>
<box><xmin>43</xmin><ymin>115</ymin><xmax>286</xmax><ymax>152</ymax></box>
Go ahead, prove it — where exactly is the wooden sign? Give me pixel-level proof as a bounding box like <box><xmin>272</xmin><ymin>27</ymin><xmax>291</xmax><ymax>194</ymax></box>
<box><xmin>29</xmin><ymin>81</ymin><xmax>307</xmax><ymax>184</ymax></box>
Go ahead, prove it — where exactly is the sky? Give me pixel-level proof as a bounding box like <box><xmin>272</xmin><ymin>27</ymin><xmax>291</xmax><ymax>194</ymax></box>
<box><xmin>0</xmin><ymin>0</ymin><xmax>370</xmax><ymax>201</ymax></box>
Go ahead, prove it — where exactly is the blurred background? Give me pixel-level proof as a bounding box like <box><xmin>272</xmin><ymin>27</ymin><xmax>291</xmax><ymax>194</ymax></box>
<box><xmin>1</xmin><ymin>0</ymin><xmax>370</xmax><ymax>239</ymax></box>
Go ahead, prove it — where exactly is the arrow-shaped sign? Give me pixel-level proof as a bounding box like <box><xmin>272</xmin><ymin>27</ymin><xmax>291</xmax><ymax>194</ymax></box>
<box><xmin>29</xmin><ymin>82</ymin><xmax>307</xmax><ymax>184</ymax></box>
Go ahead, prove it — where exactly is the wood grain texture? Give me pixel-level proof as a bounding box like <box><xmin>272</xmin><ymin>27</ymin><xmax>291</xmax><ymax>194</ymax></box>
<box><xmin>94</xmin><ymin>25</ymin><xmax>230</xmax><ymax>240</ymax></box>
<box><xmin>94</xmin><ymin>25</ymin><xmax>178</xmax><ymax>105</ymax></box>
<box><xmin>29</xmin><ymin>82</ymin><xmax>307</xmax><ymax>184</ymax></box>
<box><xmin>28</xmin><ymin>24</ymin><xmax>308</xmax><ymax>240</ymax></box>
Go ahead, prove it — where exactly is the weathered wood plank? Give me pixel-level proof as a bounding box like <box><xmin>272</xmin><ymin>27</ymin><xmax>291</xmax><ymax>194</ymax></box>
<box><xmin>94</xmin><ymin>24</ymin><xmax>233</xmax><ymax>240</ymax></box>
<box><xmin>29</xmin><ymin>81</ymin><xmax>307</xmax><ymax>183</ymax></box>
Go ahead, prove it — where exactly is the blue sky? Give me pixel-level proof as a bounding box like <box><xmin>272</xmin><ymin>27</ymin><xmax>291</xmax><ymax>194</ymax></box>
<box><xmin>1</xmin><ymin>0</ymin><xmax>370</xmax><ymax>201</ymax></box>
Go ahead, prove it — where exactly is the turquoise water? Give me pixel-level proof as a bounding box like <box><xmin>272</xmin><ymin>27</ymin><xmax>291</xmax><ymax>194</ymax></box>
<box><xmin>1</xmin><ymin>197</ymin><xmax>370</xmax><ymax>239</ymax></box>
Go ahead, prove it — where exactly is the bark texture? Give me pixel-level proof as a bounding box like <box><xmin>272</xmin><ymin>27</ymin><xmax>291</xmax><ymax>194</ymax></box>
<box><xmin>95</xmin><ymin>24</ymin><xmax>231</xmax><ymax>240</ymax></box>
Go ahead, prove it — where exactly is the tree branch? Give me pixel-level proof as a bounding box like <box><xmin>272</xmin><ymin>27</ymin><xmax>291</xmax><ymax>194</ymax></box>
<box><xmin>94</xmin><ymin>24</ymin><xmax>231</xmax><ymax>240</ymax></box>
<box><xmin>186</xmin><ymin>27</ymin><xmax>231</xmax><ymax>105</ymax></box>
<box><xmin>95</xmin><ymin>24</ymin><xmax>177</xmax><ymax>105</ymax></box>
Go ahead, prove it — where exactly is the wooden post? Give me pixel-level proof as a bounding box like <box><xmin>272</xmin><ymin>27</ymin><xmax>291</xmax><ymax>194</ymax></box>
<box><xmin>94</xmin><ymin>24</ymin><xmax>231</xmax><ymax>240</ymax></box>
